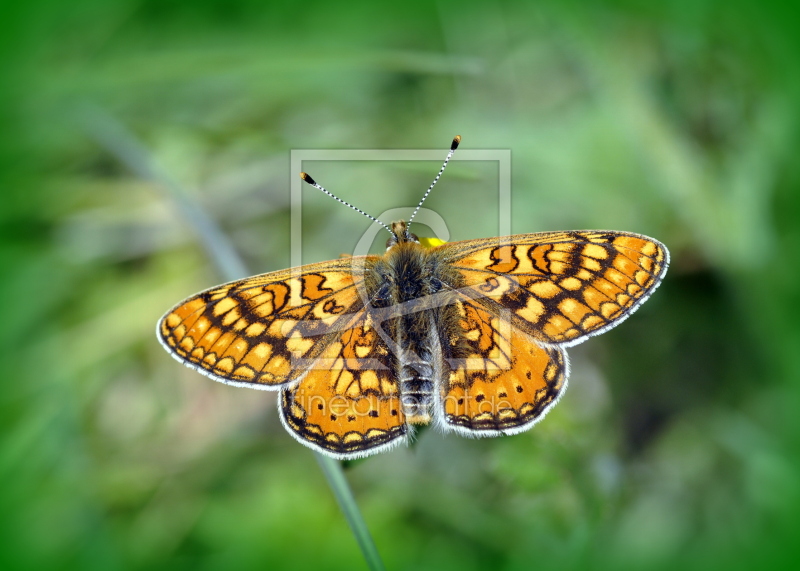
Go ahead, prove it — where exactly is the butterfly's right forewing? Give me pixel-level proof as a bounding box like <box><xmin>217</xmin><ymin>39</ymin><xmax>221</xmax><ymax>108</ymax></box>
<box><xmin>440</xmin><ymin>231</ymin><xmax>669</xmax><ymax>346</ymax></box>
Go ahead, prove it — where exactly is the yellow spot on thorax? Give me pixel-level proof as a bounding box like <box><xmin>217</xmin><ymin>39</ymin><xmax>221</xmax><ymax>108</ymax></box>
<box><xmin>419</xmin><ymin>236</ymin><xmax>447</xmax><ymax>248</ymax></box>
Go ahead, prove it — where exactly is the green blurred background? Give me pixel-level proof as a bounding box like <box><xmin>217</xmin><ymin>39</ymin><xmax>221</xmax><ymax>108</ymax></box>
<box><xmin>2</xmin><ymin>0</ymin><xmax>799</xmax><ymax>569</ymax></box>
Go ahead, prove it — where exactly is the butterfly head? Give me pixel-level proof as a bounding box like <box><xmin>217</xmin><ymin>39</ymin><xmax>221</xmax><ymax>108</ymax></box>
<box><xmin>386</xmin><ymin>220</ymin><xmax>419</xmax><ymax>249</ymax></box>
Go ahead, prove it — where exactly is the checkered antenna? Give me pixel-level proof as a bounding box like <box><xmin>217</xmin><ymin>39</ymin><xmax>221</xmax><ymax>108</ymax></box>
<box><xmin>299</xmin><ymin>171</ymin><xmax>393</xmax><ymax>234</ymax></box>
<box><xmin>407</xmin><ymin>135</ymin><xmax>461</xmax><ymax>225</ymax></box>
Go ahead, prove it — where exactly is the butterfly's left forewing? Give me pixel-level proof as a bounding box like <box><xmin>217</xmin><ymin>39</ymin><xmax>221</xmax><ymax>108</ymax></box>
<box><xmin>158</xmin><ymin>257</ymin><xmax>381</xmax><ymax>387</ymax></box>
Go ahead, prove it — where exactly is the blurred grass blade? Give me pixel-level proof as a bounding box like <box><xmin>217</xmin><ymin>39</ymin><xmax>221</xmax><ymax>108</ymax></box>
<box><xmin>83</xmin><ymin>107</ymin><xmax>386</xmax><ymax>571</ymax></box>
<box><xmin>316</xmin><ymin>455</ymin><xmax>386</xmax><ymax>571</ymax></box>
<box><xmin>80</xmin><ymin>104</ymin><xmax>249</xmax><ymax>281</ymax></box>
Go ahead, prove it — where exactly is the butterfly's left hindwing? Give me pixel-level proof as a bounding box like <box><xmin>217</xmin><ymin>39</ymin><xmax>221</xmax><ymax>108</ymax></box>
<box><xmin>280</xmin><ymin>311</ymin><xmax>408</xmax><ymax>459</ymax></box>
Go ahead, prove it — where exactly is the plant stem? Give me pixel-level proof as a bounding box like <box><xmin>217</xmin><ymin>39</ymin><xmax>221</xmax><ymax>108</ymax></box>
<box><xmin>316</xmin><ymin>455</ymin><xmax>386</xmax><ymax>571</ymax></box>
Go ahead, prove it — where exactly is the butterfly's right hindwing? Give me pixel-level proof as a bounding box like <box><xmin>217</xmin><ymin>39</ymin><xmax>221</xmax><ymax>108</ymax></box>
<box><xmin>437</xmin><ymin>295</ymin><xmax>568</xmax><ymax>435</ymax></box>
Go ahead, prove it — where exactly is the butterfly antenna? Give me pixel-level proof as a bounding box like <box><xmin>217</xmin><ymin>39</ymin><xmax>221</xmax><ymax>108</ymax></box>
<box><xmin>299</xmin><ymin>172</ymin><xmax>392</xmax><ymax>233</ymax></box>
<box><xmin>407</xmin><ymin>135</ymin><xmax>461</xmax><ymax>225</ymax></box>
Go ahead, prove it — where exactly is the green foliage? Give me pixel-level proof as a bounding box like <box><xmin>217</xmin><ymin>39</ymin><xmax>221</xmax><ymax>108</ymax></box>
<box><xmin>1</xmin><ymin>0</ymin><xmax>799</xmax><ymax>569</ymax></box>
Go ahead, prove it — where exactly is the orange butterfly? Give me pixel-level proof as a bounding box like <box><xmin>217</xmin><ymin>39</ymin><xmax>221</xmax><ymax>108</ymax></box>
<box><xmin>158</xmin><ymin>136</ymin><xmax>669</xmax><ymax>459</ymax></box>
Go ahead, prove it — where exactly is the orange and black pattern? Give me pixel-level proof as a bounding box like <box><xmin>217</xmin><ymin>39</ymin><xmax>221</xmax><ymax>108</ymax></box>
<box><xmin>158</xmin><ymin>228</ymin><xmax>668</xmax><ymax>459</ymax></box>
<box><xmin>442</xmin><ymin>231</ymin><xmax>668</xmax><ymax>345</ymax></box>
<box><xmin>442</xmin><ymin>298</ymin><xmax>568</xmax><ymax>434</ymax></box>
<box><xmin>279</xmin><ymin>311</ymin><xmax>406</xmax><ymax>457</ymax></box>
<box><xmin>158</xmin><ymin>257</ymin><xmax>375</xmax><ymax>386</ymax></box>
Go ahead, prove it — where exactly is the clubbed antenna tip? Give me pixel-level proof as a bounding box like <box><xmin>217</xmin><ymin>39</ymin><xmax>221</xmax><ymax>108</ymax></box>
<box><xmin>408</xmin><ymin>135</ymin><xmax>462</xmax><ymax>224</ymax></box>
<box><xmin>299</xmin><ymin>170</ymin><xmax>392</xmax><ymax>233</ymax></box>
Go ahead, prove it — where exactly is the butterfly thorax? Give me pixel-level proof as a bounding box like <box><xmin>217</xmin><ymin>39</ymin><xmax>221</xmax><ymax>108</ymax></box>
<box><xmin>367</xmin><ymin>234</ymin><xmax>466</xmax><ymax>424</ymax></box>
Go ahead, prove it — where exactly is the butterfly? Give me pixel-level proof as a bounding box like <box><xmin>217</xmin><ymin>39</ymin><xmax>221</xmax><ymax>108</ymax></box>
<box><xmin>157</xmin><ymin>136</ymin><xmax>669</xmax><ymax>460</ymax></box>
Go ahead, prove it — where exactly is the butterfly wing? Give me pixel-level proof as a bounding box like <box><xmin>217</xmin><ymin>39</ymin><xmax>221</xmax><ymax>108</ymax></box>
<box><xmin>279</xmin><ymin>311</ymin><xmax>408</xmax><ymax>459</ymax></box>
<box><xmin>157</xmin><ymin>256</ymin><xmax>379</xmax><ymax>388</ymax></box>
<box><xmin>439</xmin><ymin>231</ymin><xmax>669</xmax><ymax>346</ymax></box>
<box><xmin>432</xmin><ymin>230</ymin><xmax>666</xmax><ymax>435</ymax></box>
<box><xmin>159</xmin><ymin>256</ymin><xmax>408</xmax><ymax>458</ymax></box>
<box><xmin>436</xmin><ymin>295</ymin><xmax>567</xmax><ymax>435</ymax></box>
